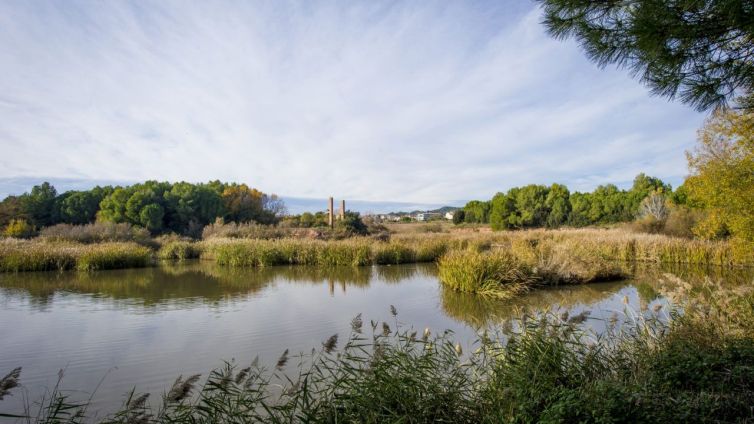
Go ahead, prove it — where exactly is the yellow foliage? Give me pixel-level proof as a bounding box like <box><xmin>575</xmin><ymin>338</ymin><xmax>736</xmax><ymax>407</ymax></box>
<box><xmin>686</xmin><ymin>109</ymin><xmax>754</xmax><ymax>251</ymax></box>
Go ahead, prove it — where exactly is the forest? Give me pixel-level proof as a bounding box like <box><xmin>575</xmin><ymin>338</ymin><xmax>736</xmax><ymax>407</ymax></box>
<box><xmin>0</xmin><ymin>181</ymin><xmax>285</xmax><ymax>238</ymax></box>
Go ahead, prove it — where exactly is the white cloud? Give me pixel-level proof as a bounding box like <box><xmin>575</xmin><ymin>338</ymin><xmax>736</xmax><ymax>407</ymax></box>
<box><xmin>0</xmin><ymin>0</ymin><xmax>705</xmax><ymax>203</ymax></box>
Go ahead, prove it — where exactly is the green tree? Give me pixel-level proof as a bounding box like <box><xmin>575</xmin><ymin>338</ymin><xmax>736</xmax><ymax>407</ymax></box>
<box><xmin>21</xmin><ymin>182</ymin><xmax>58</xmax><ymax>227</ymax></box>
<box><xmin>463</xmin><ymin>201</ymin><xmax>491</xmax><ymax>224</ymax></box>
<box><xmin>568</xmin><ymin>192</ymin><xmax>592</xmax><ymax>226</ymax></box>
<box><xmin>452</xmin><ymin>209</ymin><xmax>465</xmax><ymax>225</ymax></box>
<box><xmin>57</xmin><ymin>191</ymin><xmax>101</xmax><ymax>224</ymax></box>
<box><xmin>98</xmin><ymin>187</ymin><xmax>133</xmax><ymax>223</ymax></box>
<box><xmin>139</xmin><ymin>203</ymin><xmax>165</xmax><ymax>231</ymax></box>
<box><xmin>538</xmin><ymin>0</ymin><xmax>754</xmax><ymax>112</ymax></box>
<box><xmin>545</xmin><ymin>183</ymin><xmax>571</xmax><ymax>227</ymax></box>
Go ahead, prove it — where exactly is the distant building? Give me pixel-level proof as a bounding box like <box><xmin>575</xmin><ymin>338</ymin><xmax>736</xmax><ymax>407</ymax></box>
<box><xmin>416</xmin><ymin>212</ymin><xmax>441</xmax><ymax>221</ymax></box>
<box><xmin>444</xmin><ymin>211</ymin><xmax>455</xmax><ymax>220</ymax></box>
<box><xmin>379</xmin><ymin>214</ymin><xmax>401</xmax><ymax>222</ymax></box>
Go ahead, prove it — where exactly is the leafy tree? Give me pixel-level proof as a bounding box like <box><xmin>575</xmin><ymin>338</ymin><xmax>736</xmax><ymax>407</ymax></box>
<box><xmin>538</xmin><ymin>0</ymin><xmax>754</xmax><ymax>112</ymax></box>
<box><xmin>489</xmin><ymin>191</ymin><xmax>517</xmax><ymax>230</ymax></box>
<box><xmin>222</xmin><ymin>184</ymin><xmax>279</xmax><ymax>224</ymax></box>
<box><xmin>139</xmin><ymin>203</ymin><xmax>165</xmax><ymax>231</ymax></box>
<box><xmin>545</xmin><ymin>183</ymin><xmax>571</xmax><ymax>227</ymax></box>
<box><xmin>57</xmin><ymin>191</ymin><xmax>102</xmax><ymax>224</ymax></box>
<box><xmin>98</xmin><ymin>187</ymin><xmax>133</xmax><ymax>223</ymax></box>
<box><xmin>568</xmin><ymin>192</ymin><xmax>593</xmax><ymax>227</ymax></box>
<box><xmin>21</xmin><ymin>182</ymin><xmax>58</xmax><ymax>227</ymax></box>
<box><xmin>0</xmin><ymin>196</ymin><xmax>26</xmax><ymax>229</ymax></box>
<box><xmin>164</xmin><ymin>183</ymin><xmax>225</xmax><ymax>233</ymax></box>
<box><xmin>452</xmin><ymin>209</ymin><xmax>465</xmax><ymax>225</ymax></box>
<box><xmin>463</xmin><ymin>200</ymin><xmax>491</xmax><ymax>224</ymax></box>
<box><xmin>685</xmin><ymin>109</ymin><xmax>754</xmax><ymax>244</ymax></box>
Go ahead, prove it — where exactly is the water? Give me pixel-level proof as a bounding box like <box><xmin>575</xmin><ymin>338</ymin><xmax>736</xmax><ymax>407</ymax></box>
<box><xmin>0</xmin><ymin>261</ymin><xmax>750</xmax><ymax>416</ymax></box>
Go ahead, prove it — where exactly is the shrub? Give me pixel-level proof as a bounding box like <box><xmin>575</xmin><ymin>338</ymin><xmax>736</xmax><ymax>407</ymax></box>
<box><xmin>39</xmin><ymin>222</ymin><xmax>152</xmax><ymax>245</ymax></box>
<box><xmin>2</xmin><ymin>219</ymin><xmax>35</xmax><ymax>239</ymax></box>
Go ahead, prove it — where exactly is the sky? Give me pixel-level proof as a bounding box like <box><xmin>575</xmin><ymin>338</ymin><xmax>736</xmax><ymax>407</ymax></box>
<box><xmin>0</xmin><ymin>0</ymin><xmax>707</xmax><ymax>206</ymax></box>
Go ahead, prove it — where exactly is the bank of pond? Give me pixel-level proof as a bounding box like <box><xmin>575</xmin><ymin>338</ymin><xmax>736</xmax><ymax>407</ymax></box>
<box><xmin>1</xmin><ymin>229</ymin><xmax>751</xmax><ymax>303</ymax></box>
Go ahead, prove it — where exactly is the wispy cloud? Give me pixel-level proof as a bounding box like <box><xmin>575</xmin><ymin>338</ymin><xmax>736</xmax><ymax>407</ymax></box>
<box><xmin>0</xmin><ymin>0</ymin><xmax>705</xmax><ymax>202</ymax></box>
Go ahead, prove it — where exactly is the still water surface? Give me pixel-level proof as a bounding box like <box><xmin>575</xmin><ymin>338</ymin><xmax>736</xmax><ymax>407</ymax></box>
<box><xmin>1</xmin><ymin>261</ymin><xmax>750</xmax><ymax>415</ymax></box>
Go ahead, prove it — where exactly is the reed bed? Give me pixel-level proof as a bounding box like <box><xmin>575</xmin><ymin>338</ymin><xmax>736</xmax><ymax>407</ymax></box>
<box><xmin>2</xmin><ymin>280</ymin><xmax>753</xmax><ymax>423</ymax></box>
<box><xmin>157</xmin><ymin>240</ymin><xmax>203</xmax><ymax>261</ymax></box>
<box><xmin>200</xmin><ymin>237</ymin><xmax>451</xmax><ymax>268</ymax></box>
<box><xmin>0</xmin><ymin>239</ymin><xmax>152</xmax><ymax>272</ymax></box>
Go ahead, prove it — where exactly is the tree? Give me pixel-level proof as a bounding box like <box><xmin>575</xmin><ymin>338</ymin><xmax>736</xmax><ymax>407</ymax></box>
<box><xmin>685</xmin><ymin>109</ymin><xmax>754</xmax><ymax>244</ymax></box>
<box><xmin>139</xmin><ymin>203</ymin><xmax>164</xmax><ymax>231</ymax></box>
<box><xmin>463</xmin><ymin>201</ymin><xmax>491</xmax><ymax>224</ymax></box>
<box><xmin>57</xmin><ymin>191</ymin><xmax>101</xmax><ymax>224</ymax></box>
<box><xmin>545</xmin><ymin>183</ymin><xmax>571</xmax><ymax>227</ymax></box>
<box><xmin>0</xmin><ymin>196</ymin><xmax>26</xmax><ymax>229</ymax></box>
<box><xmin>538</xmin><ymin>0</ymin><xmax>754</xmax><ymax>112</ymax></box>
<box><xmin>21</xmin><ymin>182</ymin><xmax>58</xmax><ymax>227</ymax></box>
<box><xmin>452</xmin><ymin>209</ymin><xmax>465</xmax><ymax>225</ymax></box>
<box><xmin>98</xmin><ymin>187</ymin><xmax>133</xmax><ymax>223</ymax></box>
<box><xmin>638</xmin><ymin>192</ymin><xmax>670</xmax><ymax>221</ymax></box>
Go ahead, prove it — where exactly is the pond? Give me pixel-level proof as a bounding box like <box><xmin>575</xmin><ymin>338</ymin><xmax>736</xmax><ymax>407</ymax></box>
<box><xmin>0</xmin><ymin>261</ymin><xmax>751</xmax><ymax>415</ymax></box>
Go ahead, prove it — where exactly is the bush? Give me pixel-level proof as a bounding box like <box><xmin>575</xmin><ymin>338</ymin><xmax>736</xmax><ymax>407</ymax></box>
<box><xmin>2</xmin><ymin>219</ymin><xmax>35</xmax><ymax>239</ymax></box>
<box><xmin>39</xmin><ymin>222</ymin><xmax>152</xmax><ymax>245</ymax></box>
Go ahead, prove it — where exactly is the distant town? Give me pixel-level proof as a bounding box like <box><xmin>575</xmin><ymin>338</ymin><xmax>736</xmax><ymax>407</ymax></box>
<box><xmin>373</xmin><ymin>206</ymin><xmax>459</xmax><ymax>222</ymax></box>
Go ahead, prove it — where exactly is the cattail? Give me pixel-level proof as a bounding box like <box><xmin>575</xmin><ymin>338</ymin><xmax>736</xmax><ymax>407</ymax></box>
<box><xmin>568</xmin><ymin>310</ymin><xmax>591</xmax><ymax>324</ymax></box>
<box><xmin>0</xmin><ymin>367</ymin><xmax>21</xmax><ymax>401</ymax></box>
<box><xmin>166</xmin><ymin>374</ymin><xmax>201</xmax><ymax>403</ymax></box>
<box><xmin>381</xmin><ymin>322</ymin><xmax>391</xmax><ymax>337</ymax></box>
<box><xmin>235</xmin><ymin>367</ymin><xmax>250</xmax><ymax>384</ymax></box>
<box><xmin>323</xmin><ymin>334</ymin><xmax>338</xmax><ymax>353</ymax></box>
<box><xmin>351</xmin><ymin>313</ymin><xmax>363</xmax><ymax>333</ymax></box>
<box><xmin>390</xmin><ymin>305</ymin><xmax>398</xmax><ymax>317</ymax></box>
<box><xmin>276</xmin><ymin>349</ymin><xmax>289</xmax><ymax>370</ymax></box>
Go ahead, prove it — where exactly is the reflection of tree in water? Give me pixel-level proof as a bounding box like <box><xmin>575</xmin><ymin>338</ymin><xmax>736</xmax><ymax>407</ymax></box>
<box><xmin>440</xmin><ymin>281</ymin><xmax>628</xmax><ymax>328</ymax></box>
<box><xmin>0</xmin><ymin>262</ymin><xmax>436</xmax><ymax>311</ymax></box>
<box><xmin>375</xmin><ymin>263</ymin><xmax>436</xmax><ymax>284</ymax></box>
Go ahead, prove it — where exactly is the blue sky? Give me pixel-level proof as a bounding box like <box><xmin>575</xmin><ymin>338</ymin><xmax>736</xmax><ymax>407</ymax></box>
<box><xmin>0</xmin><ymin>0</ymin><xmax>706</xmax><ymax>204</ymax></box>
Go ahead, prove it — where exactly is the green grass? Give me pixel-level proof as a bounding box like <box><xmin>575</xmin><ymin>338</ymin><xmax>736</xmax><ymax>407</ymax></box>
<box><xmin>0</xmin><ymin>240</ymin><xmax>152</xmax><ymax>272</ymax></box>
<box><xmin>157</xmin><ymin>240</ymin><xmax>202</xmax><ymax>260</ymax></box>
<box><xmin>438</xmin><ymin>250</ymin><xmax>535</xmax><ymax>299</ymax></box>
<box><xmin>2</xmin><ymin>280</ymin><xmax>753</xmax><ymax>422</ymax></box>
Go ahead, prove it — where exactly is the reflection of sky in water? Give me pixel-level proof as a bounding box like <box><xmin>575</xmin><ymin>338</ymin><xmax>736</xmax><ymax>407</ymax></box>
<box><xmin>0</xmin><ymin>262</ymin><xmax>749</xmax><ymax>414</ymax></box>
